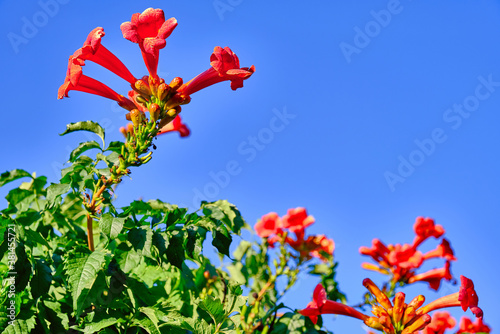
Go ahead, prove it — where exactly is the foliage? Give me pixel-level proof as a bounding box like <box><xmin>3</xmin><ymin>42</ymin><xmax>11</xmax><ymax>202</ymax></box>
<box><xmin>0</xmin><ymin>123</ymin><xmax>344</xmax><ymax>334</ymax></box>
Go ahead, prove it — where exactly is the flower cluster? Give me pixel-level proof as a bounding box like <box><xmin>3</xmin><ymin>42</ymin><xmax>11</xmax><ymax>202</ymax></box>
<box><xmin>360</xmin><ymin>217</ymin><xmax>456</xmax><ymax>290</ymax></box>
<box><xmin>300</xmin><ymin>276</ymin><xmax>483</xmax><ymax>334</ymax></box>
<box><xmin>418</xmin><ymin>311</ymin><xmax>491</xmax><ymax>334</ymax></box>
<box><xmin>58</xmin><ymin>8</ymin><xmax>254</xmax><ymax>137</ymax></box>
<box><xmin>254</xmin><ymin>208</ymin><xmax>334</xmax><ymax>262</ymax></box>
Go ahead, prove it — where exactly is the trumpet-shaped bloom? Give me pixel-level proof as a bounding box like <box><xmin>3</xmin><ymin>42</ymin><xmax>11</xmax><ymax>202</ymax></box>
<box><xmin>58</xmin><ymin>57</ymin><xmax>136</xmax><ymax>111</ymax></box>
<box><xmin>300</xmin><ymin>277</ymin><xmax>484</xmax><ymax>334</ymax></box>
<box><xmin>59</xmin><ymin>8</ymin><xmax>254</xmax><ymax>138</ymax></box>
<box><xmin>360</xmin><ymin>217</ymin><xmax>455</xmax><ymax>289</ymax></box>
<box><xmin>178</xmin><ymin>46</ymin><xmax>255</xmax><ymax>96</ymax></box>
<box><xmin>299</xmin><ymin>284</ymin><xmax>368</xmax><ymax>325</ymax></box>
<box><xmin>456</xmin><ymin>316</ymin><xmax>491</xmax><ymax>333</ymax></box>
<box><xmin>420</xmin><ymin>312</ymin><xmax>455</xmax><ymax>334</ymax></box>
<box><xmin>423</xmin><ymin>239</ymin><xmax>456</xmax><ymax>261</ymax></box>
<box><xmin>413</xmin><ymin>217</ymin><xmax>445</xmax><ymax>248</ymax></box>
<box><xmin>417</xmin><ymin>275</ymin><xmax>483</xmax><ymax>318</ymax></box>
<box><xmin>72</xmin><ymin>27</ymin><xmax>136</xmax><ymax>84</ymax></box>
<box><xmin>281</xmin><ymin>207</ymin><xmax>315</xmax><ymax>234</ymax></box>
<box><xmin>157</xmin><ymin>115</ymin><xmax>190</xmax><ymax>137</ymax></box>
<box><xmin>254</xmin><ymin>212</ymin><xmax>282</xmax><ymax>238</ymax></box>
<box><xmin>121</xmin><ymin>8</ymin><xmax>177</xmax><ymax>78</ymax></box>
<box><xmin>408</xmin><ymin>261</ymin><xmax>453</xmax><ymax>291</ymax></box>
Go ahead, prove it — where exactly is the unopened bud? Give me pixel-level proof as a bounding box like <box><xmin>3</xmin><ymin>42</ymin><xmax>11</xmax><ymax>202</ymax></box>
<box><xmin>136</xmin><ymin>95</ymin><xmax>149</xmax><ymax>105</ymax></box>
<box><xmin>364</xmin><ymin>317</ymin><xmax>384</xmax><ymax>331</ymax></box>
<box><xmin>157</xmin><ymin>83</ymin><xmax>171</xmax><ymax>101</ymax></box>
<box><xmin>169</xmin><ymin>77</ymin><xmax>183</xmax><ymax>90</ymax></box>
<box><xmin>130</xmin><ymin>109</ymin><xmax>145</xmax><ymax>127</ymax></box>
<box><xmin>149</xmin><ymin>103</ymin><xmax>161</xmax><ymax>123</ymax></box>
<box><xmin>134</xmin><ymin>79</ymin><xmax>151</xmax><ymax>96</ymax></box>
<box><xmin>180</xmin><ymin>95</ymin><xmax>191</xmax><ymax>105</ymax></box>
<box><xmin>167</xmin><ymin>108</ymin><xmax>178</xmax><ymax>117</ymax></box>
<box><xmin>148</xmin><ymin>75</ymin><xmax>159</xmax><ymax>96</ymax></box>
<box><xmin>119</xmin><ymin>126</ymin><xmax>127</xmax><ymax>138</ymax></box>
<box><xmin>203</xmin><ymin>271</ymin><xmax>210</xmax><ymax>279</ymax></box>
<box><xmin>165</xmin><ymin>94</ymin><xmax>187</xmax><ymax>109</ymax></box>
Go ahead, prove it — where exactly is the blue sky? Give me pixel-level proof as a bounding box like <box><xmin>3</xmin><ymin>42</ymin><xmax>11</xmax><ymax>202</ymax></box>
<box><xmin>1</xmin><ymin>1</ymin><xmax>500</xmax><ymax>332</ymax></box>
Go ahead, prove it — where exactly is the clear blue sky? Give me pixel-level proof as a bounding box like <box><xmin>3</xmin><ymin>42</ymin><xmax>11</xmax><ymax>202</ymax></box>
<box><xmin>1</xmin><ymin>1</ymin><xmax>499</xmax><ymax>332</ymax></box>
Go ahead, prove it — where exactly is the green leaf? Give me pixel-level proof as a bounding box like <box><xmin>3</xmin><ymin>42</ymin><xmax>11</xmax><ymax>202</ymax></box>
<box><xmin>45</xmin><ymin>183</ymin><xmax>71</xmax><ymax>203</ymax></box>
<box><xmin>14</xmin><ymin>243</ymin><xmax>31</xmax><ymax>293</ymax></box>
<box><xmin>0</xmin><ymin>169</ymin><xmax>31</xmax><ymax>188</ymax></box>
<box><xmin>38</xmin><ymin>300</ymin><xmax>69</xmax><ymax>333</ymax></box>
<box><xmin>128</xmin><ymin>227</ymin><xmax>153</xmax><ymax>258</ymax></box>
<box><xmin>166</xmin><ymin>231</ymin><xmax>185</xmax><ymax>269</ymax></box>
<box><xmin>60</xmin><ymin>121</ymin><xmax>105</xmax><ymax>146</ymax></box>
<box><xmin>131</xmin><ymin>314</ymin><xmax>161</xmax><ymax>334</ymax></box>
<box><xmin>75</xmin><ymin>311</ymin><xmax>123</xmax><ymax>333</ymax></box>
<box><xmin>0</xmin><ymin>318</ymin><xmax>36</xmax><ymax>334</ymax></box>
<box><xmin>23</xmin><ymin>229</ymin><xmax>50</xmax><ymax>249</ymax></box>
<box><xmin>31</xmin><ymin>259</ymin><xmax>52</xmax><ymax>299</ymax></box>
<box><xmin>69</xmin><ymin>141</ymin><xmax>102</xmax><ymax>162</ymax></box>
<box><xmin>99</xmin><ymin>214</ymin><xmax>125</xmax><ymax>239</ymax></box>
<box><xmin>64</xmin><ymin>250</ymin><xmax>107</xmax><ymax>317</ymax></box>
<box><xmin>212</xmin><ymin>224</ymin><xmax>232</xmax><ymax>257</ymax></box>
<box><xmin>201</xmin><ymin>200</ymin><xmax>246</xmax><ymax>234</ymax></box>
<box><xmin>105</xmin><ymin>141</ymin><xmax>124</xmax><ymax>153</ymax></box>
<box><xmin>199</xmin><ymin>296</ymin><xmax>226</xmax><ymax>324</ymax></box>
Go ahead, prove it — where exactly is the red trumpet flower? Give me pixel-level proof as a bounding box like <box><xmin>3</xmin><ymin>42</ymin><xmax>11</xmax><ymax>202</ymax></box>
<box><xmin>121</xmin><ymin>8</ymin><xmax>177</xmax><ymax>79</ymax></box>
<box><xmin>178</xmin><ymin>46</ymin><xmax>255</xmax><ymax>96</ymax></box>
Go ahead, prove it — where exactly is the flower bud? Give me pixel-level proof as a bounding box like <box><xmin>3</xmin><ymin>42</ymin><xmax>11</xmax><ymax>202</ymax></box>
<box><xmin>149</xmin><ymin>103</ymin><xmax>161</xmax><ymax>123</ymax></box>
<box><xmin>130</xmin><ymin>109</ymin><xmax>145</xmax><ymax>127</ymax></box>
<box><xmin>136</xmin><ymin>95</ymin><xmax>149</xmax><ymax>105</ymax></box>
<box><xmin>169</xmin><ymin>77</ymin><xmax>183</xmax><ymax>90</ymax></box>
<box><xmin>134</xmin><ymin>79</ymin><xmax>151</xmax><ymax>96</ymax></box>
<box><xmin>203</xmin><ymin>271</ymin><xmax>210</xmax><ymax>279</ymax></box>
<box><xmin>119</xmin><ymin>126</ymin><xmax>127</xmax><ymax>138</ymax></box>
<box><xmin>157</xmin><ymin>83</ymin><xmax>171</xmax><ymax>101</ymax></box>
<box><xmin>148</xmin><ymin>75</ymin><xmax>159</xmax><ymax>96</ymax></box>
<box><xmin>165</xmin><ymin>94</ymin><xmax>188</xmax><ymax>109</ymax></box>
<box><xmin>167</xmin><ymin>106</ymin><xmax>181</xmax><ymax>117</ymax></box>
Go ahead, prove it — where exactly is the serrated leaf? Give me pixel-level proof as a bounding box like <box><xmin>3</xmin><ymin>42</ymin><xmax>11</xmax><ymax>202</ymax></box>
<box><xmin>60</xmin><ymin>121</ymin><xmax>105</xmax><ymax>146</ymax></box>
<box><xmin>45</xmin><ymin>183</ymin><xmax>71</xmax><ymax>203</ymax></box>
<box><xmin>64</xmin><ymin>250</ymin><xmax>107</xmax><ymax>317</ymax></box>
<box><xmin>69</xmin><ymin>141</ymin><xmax>102</xmax><ymax>162</ymax></box>
<box><xmin>105</xmin><ymin>141</ymin><xmax>124</xmax><ymax>153</ymax></box>
<box><xmin>31</xmin><ymin>259</ymin><xmax>52</xmax><ymax>300</ymax></box>
<box><xmin>1</xmin><ymin>318</ymin><xmax>36</xmax><ymax>334</ymax></box>
<box><xmin>212</xmin><ymin>224</ymin><xmax>232</xmax><ymax>257</ymax></box>
<box><xmin>201</xmin><ymin>200</ymin><xmax>246</xmax><ymax>234</ymax></box>
<box><xmin>139</xmin><ymin>307</ymin><xmax>161</xmax><ymax>332</ymax></box>
<box><xmin>99</xmin><ymin>214</ymin><xmax>125</xmax><ymax>239</ymax></box>
<box><xmin>128</xmin><ymin>227</ymin><xmax>153</xmax><ymax>258</ymax></box>
<box><xmin>75</xmin><ymin>312</ymin><xmax>123</xmax><ymax>333</ymax></box>
<box><xmin>24</xmin><ymin>229</ymin><xmax>50</xmax><ymax>249</ymax></box>
<box><xmin>0</xmin><ymin>169</ymin><xmax>31</xmax><ymax>188</ymax></box>
<box><xmin>14</xmin><ymin>243</ymin><xmax>31</xmax><ymax>293</ymax></box>
<box><xmin>39</xmin><ymin>300</ymin><xmax>69</xmax><ymax>333</ymax></box>
<box><xmin>166</xmin><ymin>231</ymin><xmax>185</xmax><ymax>269</ymax></box>
<box><xmin>131</xmin><ymin>314</ymin><xmax>161</xmax><ymax>334</ymax></box>
<box><xmin>199</xmin><ymin>296</ymin><xmax>226</xmax><ymax>324</ymax></box>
